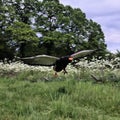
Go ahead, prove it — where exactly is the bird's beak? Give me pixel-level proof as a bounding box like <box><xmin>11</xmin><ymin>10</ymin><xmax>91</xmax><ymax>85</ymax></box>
<box><xmin>69</xmin><ymin>57</ymin><xmax>73</xmax><ymax>61</ymax></box>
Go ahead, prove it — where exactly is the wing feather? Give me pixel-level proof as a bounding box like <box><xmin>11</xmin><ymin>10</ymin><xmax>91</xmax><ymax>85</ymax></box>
<box><xmin>71</xmin><ymin>50</ymin><xmax>95</xmax><ymax>59</ymax></box>
<box><xmin>20</xmin><ymin>55</ymin><xmax>59</xmax><ymax>66</ymax></box>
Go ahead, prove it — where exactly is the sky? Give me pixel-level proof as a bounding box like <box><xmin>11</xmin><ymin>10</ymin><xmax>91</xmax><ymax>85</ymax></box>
<box><xmin>59</xmin><ymin>0</ymin><xmax>120</xmax><ymax>53</ymax></box>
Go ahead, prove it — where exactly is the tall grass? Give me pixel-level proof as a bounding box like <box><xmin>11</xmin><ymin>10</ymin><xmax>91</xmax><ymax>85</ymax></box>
<box><xmin>0</xmin><ymin>58</ymin><xmax>120</xmax><ymax>120</ymax></box>
<box><xmin>0</xmin><ymin>71</ymin><xmax>120</xmax><ymax>120</ymax></box>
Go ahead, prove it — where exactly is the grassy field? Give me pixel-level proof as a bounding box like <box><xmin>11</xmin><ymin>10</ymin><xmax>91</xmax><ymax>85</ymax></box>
<box><xmin>0</xmin><ymin>58</ymin><xmax>120</xmax><ymax>120</ymax></box>
<box><xmin>0</xmin><ymin>70</ymin><xmax>120</xmax><ymax>120</ymax></box>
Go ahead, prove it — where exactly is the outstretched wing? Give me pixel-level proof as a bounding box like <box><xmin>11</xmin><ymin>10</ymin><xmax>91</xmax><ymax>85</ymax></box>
<box><xmin>71</xmin><ymin>50</ymin><xmax>95</xmax><ymax>59</ymax></box>
<box><xmin>20</xmin><ymin>55</ymin><xmax>59</xmax><ymax>66</ymax></box>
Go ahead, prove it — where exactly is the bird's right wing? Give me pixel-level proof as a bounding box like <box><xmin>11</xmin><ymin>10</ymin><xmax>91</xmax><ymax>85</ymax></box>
<box><xmin>20</xmin><ymin>55</ymin><xmax>59</xmax><ymax>66</ymax></box>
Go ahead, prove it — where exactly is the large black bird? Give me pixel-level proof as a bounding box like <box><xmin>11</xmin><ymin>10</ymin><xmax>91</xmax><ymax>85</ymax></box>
<box><xmin>20</xmin><ymin>50</ymin><xmax>95</xmax><ymax>75</ymax></box>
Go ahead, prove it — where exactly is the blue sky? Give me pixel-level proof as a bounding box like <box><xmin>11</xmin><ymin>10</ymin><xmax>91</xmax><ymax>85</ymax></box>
<box><xmin>59</xmin><ymin>0</ymin><xmax>120</xmax><ymax>53</ymax></box>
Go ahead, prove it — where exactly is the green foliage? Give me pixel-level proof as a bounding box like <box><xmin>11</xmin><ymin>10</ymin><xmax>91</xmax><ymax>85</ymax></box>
<box><xmin>0</xmin><ymin>1</ymin><xmax>15</xmax><ymax>60</ymax></box>
<box><xmin>0</xmin><ymin>0</ymin><xmax>107</xmax><ymax>59</ymax></box>
<box><xmin>6</xmin><ymin>22</ymin><xmax>39</xmax><ymax>42</ymax></box>
<box><xmin>36</xmin><ymin>0</ymin><xmax>106</xmax><ymax>56</ymax></box>
<box><xmin>6</xmin><ymin>22</ymin><xmax>39</xmax><ymax>57</ymax></box>
<box><xmin>116</xmin><ymin>50</ymin><xmax>120</xmax><ymax>57</ymax></box>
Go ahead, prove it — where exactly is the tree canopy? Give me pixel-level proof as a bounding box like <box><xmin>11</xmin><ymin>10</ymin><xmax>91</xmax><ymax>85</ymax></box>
<box><xmin>0</xmin><ymin>0</ymin><xmax>107</xmax><ymax>60</ymax></box>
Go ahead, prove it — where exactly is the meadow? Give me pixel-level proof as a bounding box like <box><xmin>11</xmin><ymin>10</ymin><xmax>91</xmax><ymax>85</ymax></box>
<box><xmin>0</xmin><ymin>57</ymin><xmax>120</xmax><ymax>120</ymax></box>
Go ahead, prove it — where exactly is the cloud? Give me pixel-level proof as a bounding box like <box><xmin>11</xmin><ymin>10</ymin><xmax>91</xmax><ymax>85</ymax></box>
<box><xmin>104</xmin><ymin>27</ymin><xmax>120</xmax><ymax>52</ymax></box>
<box><xmin>60</xmin><ymin>0</ymin><xmax>120</xmax><ymax>14</ymax></box>
<box><xmin>92</xmin><ymin>14</ymin><xmax>120</xmax><ymax>42</ymax></box>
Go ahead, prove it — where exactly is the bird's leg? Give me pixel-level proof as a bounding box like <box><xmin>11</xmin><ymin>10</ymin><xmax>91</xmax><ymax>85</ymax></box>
<box><xmin>54</xmin><ymin>72</ymin><xmax>58</xmax><ymax>77</ymax></box>
<box><xmin>63</xmin><ymin>68</ymin><xmax>68</xmax><ymax>74</ymax></box>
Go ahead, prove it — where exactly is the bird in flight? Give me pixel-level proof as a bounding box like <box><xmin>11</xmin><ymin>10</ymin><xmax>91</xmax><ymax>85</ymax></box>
<box><xmin>19</xmin><ymin>50</ymin><xmax>95</xmax><ymax>76</ymax></box>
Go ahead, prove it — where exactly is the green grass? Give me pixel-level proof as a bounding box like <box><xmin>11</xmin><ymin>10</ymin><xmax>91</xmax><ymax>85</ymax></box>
<box><xmin>0</xmin><ymin>71</ymin><xmax>120</xmax><ymax>120</ymax></box>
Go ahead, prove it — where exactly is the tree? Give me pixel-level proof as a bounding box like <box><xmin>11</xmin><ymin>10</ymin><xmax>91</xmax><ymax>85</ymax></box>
<box><xmin>11</xmin><ymin>0</ymin><xmax>37</xmax><ymax>24</ymax></box>
<box><xmin>116</xmin><ymin>50</ymin><xmax>120</xmax><ymax>57</ymax></box>
<box><xmin>6</xmin><ymin>22</ymin><xmax>39</xmax><ymax>57</ymax></box>
<box><xmin>1</xmin><ymin>0</ymin><xmax>107</xmax><ymax>59</ymax></box>
<box><xmin>35</xmin><ymin>0</ymin><xmax>106</xmax><ymax>57</ymax></box>
<box><xmin>86</xmin><ymin>20</ymin><xmax>107</xmax><ymax>58</ymax></box>
<box><xmin>0</xmin><ymin>0</ymin><xmax>16</xmax><ymax>61</ymax></box>
<box><xmin>0</xmin><ymin>0</ymin><xmax>40</xmax><ymax>59</ymax></box>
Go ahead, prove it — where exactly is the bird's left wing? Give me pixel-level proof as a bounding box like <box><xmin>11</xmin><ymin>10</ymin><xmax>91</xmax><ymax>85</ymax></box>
<box><xmin>20</xmin><ymin>55</ymin><xmax>59</xmax><ymax>66</ymax></box>
<box><xmin>71</xmin><ymin>50</ymin><xmax>95</xmax><ymax>59</ymax></box>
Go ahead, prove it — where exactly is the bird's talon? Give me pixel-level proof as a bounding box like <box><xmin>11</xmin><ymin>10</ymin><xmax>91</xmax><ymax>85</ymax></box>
<box><xmin>63</xmin><ymin>71</ymin><xmax>68</xmax><ymax>74</ymax></box>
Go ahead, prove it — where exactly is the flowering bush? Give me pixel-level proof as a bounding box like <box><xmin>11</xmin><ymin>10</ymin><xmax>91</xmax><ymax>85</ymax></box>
<box><xmin>0</xmin><ymin>61</ymin><xmax>52</xmax><ymax>73</ymax></box>
<box><xmin>0</xmin><ymin>57</ymin><xmax>120</xmax><ymax>82</ymax></box>
<box><xmin>72</xmin><ymin>57</ymin><xmax>120</xmax><ymax>82</ymax></box>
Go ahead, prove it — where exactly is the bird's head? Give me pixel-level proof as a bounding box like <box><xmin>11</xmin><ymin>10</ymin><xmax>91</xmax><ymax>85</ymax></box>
<box><xmin>68</xmin><ymin>57</ymin><xmax>73</xmax><ymax>62</ymax></box>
